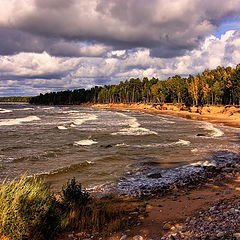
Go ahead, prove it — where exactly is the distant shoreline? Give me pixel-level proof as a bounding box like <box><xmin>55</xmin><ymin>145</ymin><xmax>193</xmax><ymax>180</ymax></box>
<box><xmin>0</xmin><ymin>102</ymin><xmax>29</xmax><ymax>104</ymax></box>
<box><xmin>92</xmin><ymin>103</ymin><xmax>240</xmax><ymax>128</ymax></box>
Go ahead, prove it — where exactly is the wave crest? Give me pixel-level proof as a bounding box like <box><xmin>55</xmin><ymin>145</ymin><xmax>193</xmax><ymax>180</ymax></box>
<box><xmin>201</xmin><ymin>122</ymin><xmax>224</xmax><ymax>137</ymax></box>
<box><xmin>175</xmin><ymin>139</ymin><xmax>191</xmax><ymax>146</ymax></box>
<box><xmin>0</xmin><ymin>116</ymin><xmax>41</xmax><ymax>126</ymax></box>
<box><xmin>74</xmin><ymin>139</ymin><xmax>98</xmax><ymax>146</ymax></box>
<box><xmin>112</xmin><ymin>112</ymin><xmax>157</xmax><ymax>136</ymax></box>
<box><xmin>0</xmin><ymin>109</ymin><xmax>13</xmax><ymax>113</ymax></box>
<box><xmin>71</xmin><ymin>114</ymin><xmax>97</xmax><ymax>126</ymax></box>
<box><xmin>57</xmin><ymin>126</ymin><xmax>67</xmax><ymax>130</ymax></box>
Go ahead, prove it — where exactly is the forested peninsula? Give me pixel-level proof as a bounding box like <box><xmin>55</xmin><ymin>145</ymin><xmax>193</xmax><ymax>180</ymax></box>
<box><xmin>30</xmin><ymin>64</ymin><xmax>240</xmax><ymax>106</ymax></box>
<box><xmin>0</xmin><ymin>96</ymin><xmax>31</xmax><ymax>103</ymax></box>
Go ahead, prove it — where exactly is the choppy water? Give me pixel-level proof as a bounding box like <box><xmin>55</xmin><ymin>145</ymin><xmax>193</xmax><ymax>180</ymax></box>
<box><xmin>0</xmin><ymin>104</ymin><xmax>239</xmax><ymax>195</ymax></box>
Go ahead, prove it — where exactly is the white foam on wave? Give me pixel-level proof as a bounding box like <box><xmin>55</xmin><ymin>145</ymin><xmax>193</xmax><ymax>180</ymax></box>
<box><xmin>42</xmin><ymin>107</ymin><xmax>54</xmax><ymax>110</ymax></box>
<box><xmin>62</xmin><ymin>110</ymin><xmax>79</xmax><ymax>114</ymax></box>
<box><xmin>112</xmin><ymin>112</ymin><xmax>157</xmax><ymax>136</ymax></box>
<box><xmin>157</xmin><ymin>116</ymin><xmax>175</xmax><ymax>124</ymax></box>
<box><xmin>0</xmin><ymin>109</ymin><xmax>12</xmax><ymax>113</ymax></box>
<box><xmin>57</xmin><ymin>126</ymin><xmax>67</xmax><ymax>130</ymax></box>
<box><xmin>174</xmin><ymin>139</ymin><xmax>191</xmax><ymax>146</ymax></box>
<box><xmin>191</xmin><ymin>160</ymin><xmax>215</xmax><ymax>167</ymax></box>
<box><xmin>191</xmin><ymin>148</ymin><xmax>198</xmax><ymax>153</ymax></box>
<box><xmin>133</xmin><ymin>140</ymin><xmax>190</xmax><ymax>148</ymax></box>
<box><xmin>112</xmin><ymin>127</ymin><xmax>157</xmax><ymax>136</ymax></box>
<box><xmin>128</xmin><ymin>118</ymin><xmax>140</xmax><ymax>128</ymax></box>
<box><xmin>0</xmin><ymin>116</ymin><xmax>41</xmax><ymax>126</ymax></box>
<box><xmin>17</xmin><ymin>108</ymin><xmax>33</xmax><ymax>111</ymax></box>
<box><xmin>115</xmin><ymin>143</ymin><xmax>130</xmax><ymax>147</ymax></box>
<box><xmin>134</xmin><ymin>143</ymin><xmax>163</xmax><ymax>148</ymax></box>
<box><xmin>71</xmin><ymin>114</ymin><xmax>97</xmax><ymax>126</ymax></box>
<box><xmin>74</xmin><ymin>139</ymin><xmax>98</xmax><ymax>146</ymax></box>
<box><xmin>201</xmin><ymin>122</ymin><xmax>224</xmax><ymax>137</ymax></box>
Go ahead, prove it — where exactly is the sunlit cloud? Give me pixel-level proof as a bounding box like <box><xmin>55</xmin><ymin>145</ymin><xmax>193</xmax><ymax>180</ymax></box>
<box><xmin>0</xmin><ymin>0</ymin><xmax>240</xmax><ymax>96</ymax></box>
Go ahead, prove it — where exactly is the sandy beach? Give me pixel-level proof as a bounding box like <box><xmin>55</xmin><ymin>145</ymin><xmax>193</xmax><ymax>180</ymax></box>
<box><xmin>91</xmin><ymin>103</ymin><xmax>240</xmax><ymax>239</ymax></box>
<box><xmin>55</xmin><ymin>103</ymin><xmax>240</xmax><ymax>240</ymax></box>
<box><xmin>92</xmin><ymin>103</ymin><xmax>240</xmax><ymax>129</ymax></box>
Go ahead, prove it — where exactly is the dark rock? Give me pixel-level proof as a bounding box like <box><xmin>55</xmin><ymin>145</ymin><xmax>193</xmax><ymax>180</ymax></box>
<box><xmin>196</xmin><ymin>133</ymin><xmax>206</xmax><ymax>136</ymax></box>
<box><xmin>147</xmin><ymin>173</ymin><xmax>162</xmax><ymax>178</ymax></box>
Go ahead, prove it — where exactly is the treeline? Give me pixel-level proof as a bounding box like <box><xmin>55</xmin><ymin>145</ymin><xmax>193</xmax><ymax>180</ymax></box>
<box><xmin>0</xmin><ymin>96</ymin><xmax>31</xmax><ymax>102</ymax></box>
<box><xmin>30</xmin><ymin>64</ymin><xmax>240</xmax><ymax>106</ymax></box>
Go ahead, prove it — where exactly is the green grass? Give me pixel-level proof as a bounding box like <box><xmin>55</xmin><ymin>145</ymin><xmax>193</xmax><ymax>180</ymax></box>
<box><xmin>0</xmin><ymin>174</ymin><xmax>60</xmax><ymax>240</ymax></box>
<box><xmin>0</xmin><ymin>175</ymin><xmax>137</xmax><ymax>239</ymax></box>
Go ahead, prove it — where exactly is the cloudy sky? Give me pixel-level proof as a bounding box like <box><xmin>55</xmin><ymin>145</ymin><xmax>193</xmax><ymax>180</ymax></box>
<box><xmin>0</xmin><ymin>0</ymin><xmax>240</xmax><ymax>96</ymax></box>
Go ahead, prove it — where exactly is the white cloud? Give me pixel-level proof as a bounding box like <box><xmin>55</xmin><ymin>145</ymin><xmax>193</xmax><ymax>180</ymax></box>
<box><xmin>0</xmin><ymin>52</ymin><xmax>79</xmax><ymax>78</ymax></box>
<box><xmin>0</xmin><ymin>30</ymin><xmax>240</xmax><ymax>96</ymax></box>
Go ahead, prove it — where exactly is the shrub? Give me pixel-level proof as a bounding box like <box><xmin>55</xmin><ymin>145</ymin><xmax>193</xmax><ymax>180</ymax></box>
<box><xmin>0</xmin><ymin>175</ymin><xmax>60</xmax><ymax>240</ymax></box>
<box><xmin>60</xmin><ymin>179</ymin><xmax>131</xmax><ymax>234</ymax></box>
<box><xmin>61</xmin><ymin>177</ymin><xmax>89</xmax><ymax>207</ymax></box>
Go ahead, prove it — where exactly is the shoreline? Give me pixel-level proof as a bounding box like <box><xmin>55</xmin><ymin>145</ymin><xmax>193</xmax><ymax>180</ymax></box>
<box><xmin>92</xmin><ymin>103</ymin><xmax>240</xmax><ymax>129</ymax></box>
<box><xmin>56</xmin><ymin>103</ymin><xmax>240</xmax><ymax>239</ymax></box>
<box><xmin>57</xmin><ymin>163</ymin><xmax>240</xmax><ymax>240</ymax></box>
<box><xmin>1</xmin><ymin>102</ymin><xmax>239</xmax><ymax>239</ymax></box>
<box><xmin>0</xmin><ymin>101</ymin><xmax>29</xmax><ymax>104</ymax></box>
<box><xmin>87</xmin><ymin>103</ymin><xmax>240</xmax><ymax>239</ymax></box>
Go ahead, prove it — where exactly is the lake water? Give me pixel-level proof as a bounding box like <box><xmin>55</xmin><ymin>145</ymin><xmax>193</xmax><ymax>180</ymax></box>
<box><xmin>0</xmin><ymin>104</ymin><xmax>239</xmax><ymax>195</ymax></box>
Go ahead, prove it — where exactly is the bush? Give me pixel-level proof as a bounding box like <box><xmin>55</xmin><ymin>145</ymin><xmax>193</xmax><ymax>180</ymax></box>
<box><xmin>60</xmin><ymin>179</ymin><xmax>130</xmax><ymax>234</ymax></box>
<box><xmin>0</xmin><ymin>175</ymin><xmax>60</xmax><ymax>240</ymax></box>
<box><xmin>61</xmin><ymin>177</ymin><xmax>89</xmax><ymax>207</ymax></box>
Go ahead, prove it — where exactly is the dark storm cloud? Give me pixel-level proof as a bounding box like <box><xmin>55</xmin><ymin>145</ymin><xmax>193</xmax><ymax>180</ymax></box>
<box><xmin>1</xmin><ymin>0</ymin><xmax>240</xmax><ymax>58</ymax></box>
<box><xmin>0</xmin><ymin>27</ymin><xmax>108</xmax><ymax>57</ymax></box>
<box><xmin>0</xmin><ymin>28</ymin><xmax>48</xmax><ymax>55</ymax></box>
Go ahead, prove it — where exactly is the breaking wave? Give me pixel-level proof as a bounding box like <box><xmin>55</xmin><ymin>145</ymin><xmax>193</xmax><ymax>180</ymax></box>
<box><xmin>174</xmin><ymin>139</ymin><xmax>191</xmax><ymax>146</ymax></box>
<box><xmin>133</xmin><ymin>139</ymin><xmax>191</xmax><ymax>148</ymax></box>
<box><xmin>74</xmin><ymin>139</ymin><xmax>98</xmax><ymax>146</ymax></box>
<box><xmin>62</xmin><ymin>110</ymin><xmax>79</xmax><ymax>114</ymax></box>
<box><xmin>0</xmin><ymin>108</ymin><xmax>12</xmax><ymax>113</ymax></box>
<box><xmin>157</xmin><ymin>116</ymin><xmax>175</xmax><ymax>124</ymax></box>
<box><xmin>115</xmin><ymin>143</ymin><xmax>130</xmax><ymax>147</ymax></box>
<box><xmin>34</xmin><ymin>161</ymin><xmax>94</xmax><ymax>177</ymax></box>
<box><xmin>112</xmin><ymin>112</ymin><xmax>157</xmax><ymax>136</ymax></box>
<box><xmin>201</xmin><ymin>122</ymin><xmax>224</xmax><ymax>137</ymax></box>
<box><xmin>0</xmin><ymin>116</ymin><xmax>41</xmax><ymax>126</ymax></box>
<box><xmin>57</xmin><ymin>126</ymin><xmax>67</xmax><ymax>130</ymax></box>
<box><xmin>71</xmin><ymin>114</ymin><xmax>97</xmax><ymax>126</ymax></box>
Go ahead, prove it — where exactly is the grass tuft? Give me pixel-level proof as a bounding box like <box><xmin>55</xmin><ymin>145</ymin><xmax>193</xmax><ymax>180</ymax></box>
<box><xmin>0</xmin><ymin>174</ymin><xmax>60</xmax><ymax>240</ymax></box>
<box><xmin>0</xmin><ymin>175</ymin><xmax>138</xmax><ymax>239</ymax></box>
